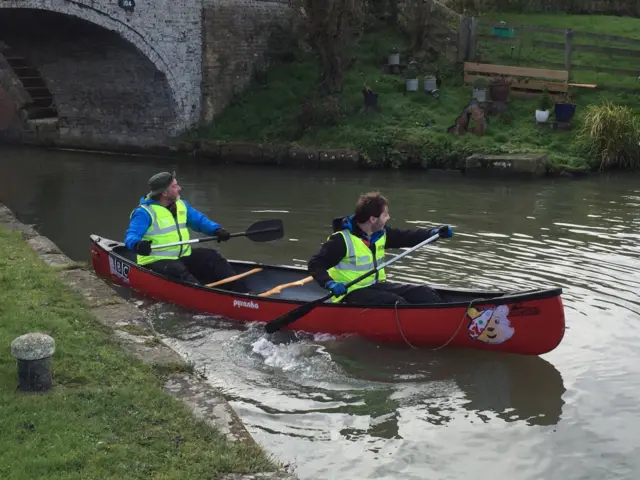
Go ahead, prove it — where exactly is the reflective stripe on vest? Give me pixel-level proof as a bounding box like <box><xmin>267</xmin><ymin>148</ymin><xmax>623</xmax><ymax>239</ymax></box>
<box><xmin>327</xmin><ymin>230</ymin><xmax>386</xmax><ymax>302</ymax></box>
<box><xmin>133</xmin><ymin>200</ymin><xmax>191</xmax><ymax>265</ymax></box>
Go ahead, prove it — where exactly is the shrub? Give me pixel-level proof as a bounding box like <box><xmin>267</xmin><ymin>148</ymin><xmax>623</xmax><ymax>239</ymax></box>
<box><xmin>577</xmin><ymin>102</ymin><xmax>640</xmax><ymax>171</ymax></box>
<box><xmin>294</xmin><ymin>95</ymin><xmax>343</xmax><ymax>137</ymax></box>
<box><xmin>473</xmin><ymin>77</ymin><xmax>490</xmax><ymax>89</ymax></box>
<box><xmin>290</xmin><ymin>0</ymin><xmax>366</xmax><ymax>93</ymax></box>
<box><xmin>538</xmin><ymin>88</ymin><xmax>552</xmax><ymax>111</ymax></box>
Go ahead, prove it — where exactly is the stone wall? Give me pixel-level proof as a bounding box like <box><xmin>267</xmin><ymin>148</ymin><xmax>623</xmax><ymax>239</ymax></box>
<box><xmin>0</xmin><ymin>45</ymin><xmax>30</xmax><ymax>112</ymax></box>
<box><xmin>201</xmin><ymin>0</ymin><xmax>293</xmax><ymax>123</ymax></box>
<box><xmin>0</xmin><ymin>47</ymin><xmax>29</xmax><ymax>135</ymax></box>
<box><xmin>0</xmin><ymin>86</ymin><xmax>17</xmax><ymax>134</ymax></box>
<box><xmin>0</xmin><ymin>0</ymin><xmax>202</xmax><ymax>132</ymax></box>
<box><xmin>0</xmin><ymin>11</ymin><xmax>176</xmax><ymax>148</ymax></box>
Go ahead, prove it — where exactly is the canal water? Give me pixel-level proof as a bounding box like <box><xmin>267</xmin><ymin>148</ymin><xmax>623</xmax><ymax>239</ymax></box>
<box><xmin>2</xmin><ymin>145</ymin><xmax>640</xmax><ymax>479</ymax></box>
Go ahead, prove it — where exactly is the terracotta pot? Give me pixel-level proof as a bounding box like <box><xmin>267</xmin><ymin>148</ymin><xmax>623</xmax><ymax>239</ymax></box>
<box><xmin>490</xmin><ymin>83</ymin><xmax>511</xmax><ymax>102</ymax></box>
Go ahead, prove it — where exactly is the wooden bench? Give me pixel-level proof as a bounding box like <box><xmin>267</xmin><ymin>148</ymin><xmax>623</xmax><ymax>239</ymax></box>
<box><xmin>464</xmin><ymin>62</ymin><xmax>598</xmax><ymax>97</ymax></box>
<box><xmin>464</xmin><ymin>62</ymin><xmax>570</xmax><ymax>96</ymax></box>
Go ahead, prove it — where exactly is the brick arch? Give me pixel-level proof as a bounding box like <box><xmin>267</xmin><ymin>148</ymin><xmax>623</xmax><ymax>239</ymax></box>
<box><xmin>0</xmin><ymin>0</ymin><xmax>200</xmax><ymax>132</ymax></box>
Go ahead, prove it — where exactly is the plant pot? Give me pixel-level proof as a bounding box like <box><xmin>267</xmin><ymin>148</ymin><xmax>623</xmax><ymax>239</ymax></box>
<box><xmin>472</xmin><ymin>87</ymin><xmax>487</xmax><ymax>103</ymax></box>
<box><xmin>490</xmin><ymin>84</ymin><xmax>511</xmax><ymax>102</ymax></box>
<box><xmin>388</xmin><ymin>53</ymin><xmax>400</xmax><ymax>66</ymax></box>
<box><xmin>555</xmin><ymin>103</ymin><xmax>577</xmax><ymax>123</ymax></box>
<box><xmin>535</xmin><ymin>109</ymin><xmax>550</xmax><ymax>122</ymax></box>
<box><xmin>423</xmin><ymin>76</ymin><xmax>437</xmax><ymax>92</ymax></box>
<box><xmin>363</xmin><ymin>88</ymin><xmax>378</xmax><ymax>108</ymax></box>
<box><xmin>492</xmin><ymin>26</ymin><xmax>515</xmax><ymax>38</ymax></box>
<box><xmin>406</xmin><ymin>78</ymin><xmax>419</xmax><ymax>92</ymax></box>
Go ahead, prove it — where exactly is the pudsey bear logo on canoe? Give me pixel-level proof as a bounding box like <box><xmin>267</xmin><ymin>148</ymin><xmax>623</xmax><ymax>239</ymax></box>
<box><xmin>467</xmin><ymin>305</ymin><xmax>514</xmax><ymax>344</ymax></box>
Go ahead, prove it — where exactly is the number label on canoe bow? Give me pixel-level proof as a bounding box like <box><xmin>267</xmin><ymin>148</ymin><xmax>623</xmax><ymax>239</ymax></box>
<box><xmin>109</xmin><ymin>256</ymin><xmax>130</xmax><ymax>283</ymax></box>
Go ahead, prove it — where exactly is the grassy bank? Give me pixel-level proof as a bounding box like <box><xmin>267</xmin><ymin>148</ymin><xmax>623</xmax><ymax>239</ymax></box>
<box><xmin>192</xmin><ymin>13</ymin><xmax>640</xmax><ymax>171</ymax></box>
<box><xmin>0</xmin><ymin>227</ymin><xmax>276</xmax><ymax>479</ymax></box>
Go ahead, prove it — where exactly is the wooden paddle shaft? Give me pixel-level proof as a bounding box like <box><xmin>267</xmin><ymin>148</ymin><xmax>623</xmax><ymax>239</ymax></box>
<box><xmin>206</xmin><ymin>268</ymin><xmax>263</xmax><ymax>288</ymax></box>
<box><xmin>258</xmin><ymin>276</ymin><xmax>314</xmax><ymax>297</ymax></box>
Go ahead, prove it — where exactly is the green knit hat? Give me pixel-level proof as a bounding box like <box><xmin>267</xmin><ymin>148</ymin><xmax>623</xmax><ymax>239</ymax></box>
<box><xmin>148</xmin><ymin>171</ymin><xmax>175</xmax><ymax>196</ymax></box>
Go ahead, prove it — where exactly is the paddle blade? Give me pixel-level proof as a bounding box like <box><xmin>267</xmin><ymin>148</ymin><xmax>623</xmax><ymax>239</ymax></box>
<box><xmin>245</xmin><ymin>219</ymin><xmax>284</xmax><ymax>242</ymax></box>
<box><xmin>264</xmin><ymin>300</ymin><xmax>319</xmax><ymax>334</ymax></box>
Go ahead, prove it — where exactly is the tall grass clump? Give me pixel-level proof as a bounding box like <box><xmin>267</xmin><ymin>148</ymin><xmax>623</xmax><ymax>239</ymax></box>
<box><xmin>577</xmin><ymin>102</ymin><xmax>640</xmax><ymax>171</ymax></box>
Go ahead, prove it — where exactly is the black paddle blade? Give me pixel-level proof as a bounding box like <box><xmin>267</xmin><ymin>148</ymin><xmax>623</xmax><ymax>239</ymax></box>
<box><xmin>264</xmin><ymin>301</ymin><xmax>319</xmax><ymax>334</ymax></box>
<box><xmin>245</xmin><ymin>219</ymin><xmax>284</xmax><ymax>242</ymax></box>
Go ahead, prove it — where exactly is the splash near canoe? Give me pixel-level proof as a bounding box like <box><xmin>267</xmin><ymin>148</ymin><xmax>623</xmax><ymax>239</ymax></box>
<box><xmin>90</xmin><ymin>235</ymin><xmax>566</xmax><ymax>356</ymax></box>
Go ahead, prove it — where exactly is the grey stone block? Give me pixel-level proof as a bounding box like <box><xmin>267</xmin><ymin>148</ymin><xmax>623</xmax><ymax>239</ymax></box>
<box><xmin>465</xmin><ymin>153</ymin><xmax>550</xmax><ymax>178</ymax></box>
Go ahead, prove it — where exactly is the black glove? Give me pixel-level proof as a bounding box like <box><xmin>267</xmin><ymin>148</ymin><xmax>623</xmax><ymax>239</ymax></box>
<box><xmin>134</xmin><ymin>240</ymin><xmax>152</xmax><ymax>255</ymax></box>
<box><xmin>215</xmin><ymin>228</ymin><xmax>231</xmax><ymax>243</ymax></box>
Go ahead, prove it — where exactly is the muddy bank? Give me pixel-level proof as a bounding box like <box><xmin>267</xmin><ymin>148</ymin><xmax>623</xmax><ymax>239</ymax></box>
<box><xmin>0</xmin><ymin>203</ymin><xmax>297</xmax><ymax>480</ymax></box>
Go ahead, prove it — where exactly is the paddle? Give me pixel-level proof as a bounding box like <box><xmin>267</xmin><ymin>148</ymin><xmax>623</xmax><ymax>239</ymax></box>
<box><xmin>150</xmin><ymin>218</ymin><xmax>284</xmax><ymax>250</ymax></box>
<box><xmin>264</xmin><ymin>231</ymin><xmax>441</xmax><ymax>334</ymax></box>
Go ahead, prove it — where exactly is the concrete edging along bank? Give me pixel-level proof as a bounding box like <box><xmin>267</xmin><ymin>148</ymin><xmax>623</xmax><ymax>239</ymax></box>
<box><xmin>0</xmin><ymin>203</ymin><xmax>297</xmax><ymax>480</ymax></box>
<box><xmin>1</xmin><ymin>136</ymin><xmax>590</xmax><ymax>178</ymax></box>
<box><xmin>178</xmin><ymin>140</ymin><xmax>590</xmax><ymax>178</ymax></box>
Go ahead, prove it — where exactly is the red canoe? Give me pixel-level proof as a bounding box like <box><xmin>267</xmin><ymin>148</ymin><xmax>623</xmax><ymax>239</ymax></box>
<box><xmin>90</xmin><ymin>235</ymin><xmax>566</xmax><ymax>356</ymax></box>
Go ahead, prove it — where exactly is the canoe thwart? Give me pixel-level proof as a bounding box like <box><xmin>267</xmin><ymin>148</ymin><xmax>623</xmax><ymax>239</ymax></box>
<box><xmin>206</xmin><ymin>268</ymin><xmax>263</xmax><ymax>288</ymax></box>
<box><xmin>258</xmin><ymin>275</ymin><xmax>314</xmax><ymax>297</ymax></box>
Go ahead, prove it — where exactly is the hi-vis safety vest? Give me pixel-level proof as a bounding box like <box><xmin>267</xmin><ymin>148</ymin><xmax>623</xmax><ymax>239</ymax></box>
<box><xmin>327</xmin><ymin>230</ymin><xmax>386</xmax><ymax>302</ymax></box>
<box><xmin>133</xmin><ymin>200</ymin><xmax>192</xmax><ymax>265</ymax></box>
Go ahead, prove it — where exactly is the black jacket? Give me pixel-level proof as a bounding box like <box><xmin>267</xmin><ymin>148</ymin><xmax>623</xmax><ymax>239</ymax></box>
<box><xmin>308</xmin><ymin>215</ymin><xmax>440</xmax><ymax>287</ymax></box>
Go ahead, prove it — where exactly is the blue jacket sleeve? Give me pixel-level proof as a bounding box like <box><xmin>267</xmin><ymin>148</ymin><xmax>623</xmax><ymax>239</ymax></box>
<box><xmin>124</xmin><ymin>208</ymin><xmax>152</xmax><ymax>251</ymax></box>
<box><xmin>184</xmin><ymin>200</ymin><xmax>222</xmax><ymax>236</ymax></box>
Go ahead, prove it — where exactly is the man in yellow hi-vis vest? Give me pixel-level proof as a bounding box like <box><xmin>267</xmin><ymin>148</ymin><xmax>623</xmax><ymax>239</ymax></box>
<box><xmin>124</xmin><ymin>171</ymin><xmax>249</xmax><ymax>292</ymax></box>
<box><xmin>308</xmin><ymin>191</ymin><xmax>453</xmax><ymax>305</ymax></box>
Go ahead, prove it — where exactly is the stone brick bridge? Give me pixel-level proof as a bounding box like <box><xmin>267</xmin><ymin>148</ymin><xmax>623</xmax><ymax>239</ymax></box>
<box><xmin>0</xmin><ymin>0</ymin><xmax>289</xmax><ymax>150</ymax></box>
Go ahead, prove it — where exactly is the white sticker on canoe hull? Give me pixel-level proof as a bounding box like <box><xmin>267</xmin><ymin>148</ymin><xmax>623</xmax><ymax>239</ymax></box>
<box><xmin>109</xmin><ymin>256</ymin><xmax>130</xmax><ymax>284</ymax></box>
<box><xmin>233</xmin><ymin>300</ymin><xmax>259</xmax><ymax>310</ymax></box>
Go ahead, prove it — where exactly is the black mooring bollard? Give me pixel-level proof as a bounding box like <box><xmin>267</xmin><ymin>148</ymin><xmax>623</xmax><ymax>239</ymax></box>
<box><xmin>10</xmin><ymin>333</ymin><xmax>55</xmax><ymax>392</ymax></box>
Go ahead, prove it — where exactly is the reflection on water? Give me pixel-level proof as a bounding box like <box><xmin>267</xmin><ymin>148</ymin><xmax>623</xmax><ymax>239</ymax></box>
<box><xmin>326</xmin><ymin>339</ymin><xmax>566</xmax><ymax>428</ymax></box>
<box><xmin>2</xmin><ymin>146</ymin><xmax>640</xmax><ymax>479</ymax></box>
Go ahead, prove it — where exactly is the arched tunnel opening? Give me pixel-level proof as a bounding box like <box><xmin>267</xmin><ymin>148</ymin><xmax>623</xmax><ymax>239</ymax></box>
<box><xmin>0</xmin><ymin>8</ymin><xmax>177</xmax><ymax>147</ymax></box>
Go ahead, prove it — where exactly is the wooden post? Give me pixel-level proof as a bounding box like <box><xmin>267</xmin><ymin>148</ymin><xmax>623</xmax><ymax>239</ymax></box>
<box><xmin>469</xmin><ymin>17</ymin><xmax>478</xmax><ymax>62</ymax></box>
<box><xmin>565</xmin><ymin>29</ymin><xmax>574</xmax><ymax>81</ymax></box>
<box><xmin>457</xmin><ymin>16</ymin><xmax>471</xmax><ymax>63</ymax></box>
